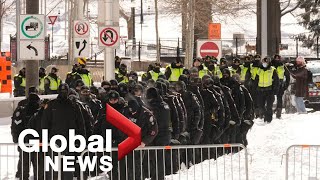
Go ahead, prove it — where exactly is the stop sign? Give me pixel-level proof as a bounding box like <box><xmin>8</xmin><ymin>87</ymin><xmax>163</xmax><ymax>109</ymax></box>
<box><xmin>199</xmin><ymin>41</ymin><xmax>220</xmax><ymax>58</ymax></box>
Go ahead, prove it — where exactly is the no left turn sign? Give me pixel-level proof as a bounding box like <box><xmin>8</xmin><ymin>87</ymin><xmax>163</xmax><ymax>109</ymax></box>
<box><xmin>98</xmin><ymin>27</ymin><xmax>120</xmax><ymax>48</ymax></box>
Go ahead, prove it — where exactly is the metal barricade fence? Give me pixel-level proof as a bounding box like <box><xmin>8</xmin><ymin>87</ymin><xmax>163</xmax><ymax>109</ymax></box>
<box><xmin>80</xmin><ymin>144</ymin><xmax>249</xmax><ymax>180</ymax></box>
<box><xmin>285</xmin><ymin>145</ymin><xmax>320</xmax><ymax>180</ymax></box>
<box><xmin>0</xmin><ymin>143</ymin><xmax>62</xmax><ymax>180</ymax></box>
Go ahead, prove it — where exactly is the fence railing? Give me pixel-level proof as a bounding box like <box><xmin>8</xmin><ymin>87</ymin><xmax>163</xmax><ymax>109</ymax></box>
<box><xmin>0</xmin><ymin>143</ymin><xmax>63</xmax><ymax>180</ymax></box>
<box><xmin>0</xmin><ymin>143</ymin><xmax>249</xmax><ymax>180</ymax></box>
<box><xmin>285</xmin><ymin>145</ymin><xmax>320</xmax><ymax>180</ymax></box>
<box><xmin>80</xmin><ymin>144</ymin><xmax>249</xmax><ymax>180</ymax></box>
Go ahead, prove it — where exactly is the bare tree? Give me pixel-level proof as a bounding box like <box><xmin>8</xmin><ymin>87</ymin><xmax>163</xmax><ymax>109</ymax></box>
<box><xmin>0</xmin><ymin>0</ymin><xmax>15</xmax><ymax>51</ymax></box>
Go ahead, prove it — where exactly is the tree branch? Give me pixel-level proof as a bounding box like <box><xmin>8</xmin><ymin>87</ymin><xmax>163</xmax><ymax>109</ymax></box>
<box><xmin>281</xmin><ymin>1</ymin><xmax>301</xmax><ymax>17</ymax></box>
<box><xmin>119</xmin><ymin>7</ymin><xmax>130</xmax><ymax>22</ymax></box>
<box><xmin>281</xmin><ymin>0</ymin><xmax>291</xmax><ymax>13</ymax></box>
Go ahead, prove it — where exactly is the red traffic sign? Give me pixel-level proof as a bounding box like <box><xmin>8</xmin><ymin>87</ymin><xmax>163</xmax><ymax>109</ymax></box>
<box><xmin>200</xmin><ymin>41</ymin><xmax>220</xmax><ymax>58</ymax></box>
<box><xmin>74</xmin><ymin>21</ymin><xmax>89</xmax><ymax>36</ymax></box>
<box><xmin>48</xmin><ymin>16</ymin><xmax>58</xmax><ymax>25</ymax></box>
<box><xmin>106</xmin><ymin>104</ymin><xmax>141</xmax><ymax>160</ymax></box>
<box><xmin>99</xmin><ymin>27</ymin><xmax>119</xmax><ymax>47</ymax></box>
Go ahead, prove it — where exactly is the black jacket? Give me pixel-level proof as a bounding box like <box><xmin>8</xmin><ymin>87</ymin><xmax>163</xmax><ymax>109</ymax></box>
<box><xmin>123</xmin><ymin>106</ymin><xmax>158</xmax><ymax>145</ymax></box>
<box><xmin>11</xmin><ymin>105</ymin><xmax>38</xmax><ymax>143</ymax></box>
<box><xmin>241</xmin><ymin>85</ymin><xmax>254</xmax><ymax>121</ymax></box>
<box><xmin>187</xmin><ymin>85</ymin><xmax>205</xmax><ymax>130</ymax></box>
<box><xmin>221</xmin><ymin>85</ymin><xmax>241</xmax><ymax>125</ymax></box>
<box><xmin>163</xmin><ymin>95</ymin><xmax>180</xmax><ymax>138</ymax></box>
<box><xmin>146</xmin><ymin>98</ymin><xmax>171</xmax><ymax>146</ymax></box>
<box><xmin>41</xmin><ymin>97</ymin><xmax>86</xmax><ymax>142</ymax></box>
<box><xmin>171</xmin><ymin>92</ymin><xmax>187</xmax><ymax>133</ymax></box>
<box><xmin>180</xmin><ymin>91</ymin><xmax>201</xmax><ymax>132</ymax></box>
<box><xmin>209</xmin><ymin>86</ymin><xmax>228</xmax><ymax>129</ymax></box>
<box><xmin>222</xmin><ymin>78</ymin><xmax>246</xmax><ymax>120</ymax></box>
<box><xmin>200</xmin><ymin>88</ymin><xmax>220</xmax><ymax>123</ymax></box>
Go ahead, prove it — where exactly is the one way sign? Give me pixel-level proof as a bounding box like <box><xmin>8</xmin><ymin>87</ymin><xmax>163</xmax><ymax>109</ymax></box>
<box><xmin>74</xmin><ymin>38</ymin><xmax>90</xmax><ymax>58</ymax></box>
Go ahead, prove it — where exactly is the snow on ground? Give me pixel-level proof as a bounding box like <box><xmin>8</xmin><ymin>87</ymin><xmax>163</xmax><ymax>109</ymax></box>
<box><xmin>0</xmin><ymin>111</ymin><xmax>320</xmax><ymax>179</ymax></box>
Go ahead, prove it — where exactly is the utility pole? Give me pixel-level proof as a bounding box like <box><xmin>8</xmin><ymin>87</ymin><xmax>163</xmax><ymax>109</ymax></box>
<box><xmin>68</xmin><ymin>0</ymin><xmax>74</xmax><ymax>64</ymax></box>
<box><xmin>104</xmin><ymin>0</ymin><xmax>114</xmax><ymax>80</ymax></box>
<box><xmin>25</xmin><ymin>0</ymin><xmax>39</xmax><ymax>95</ymax></box>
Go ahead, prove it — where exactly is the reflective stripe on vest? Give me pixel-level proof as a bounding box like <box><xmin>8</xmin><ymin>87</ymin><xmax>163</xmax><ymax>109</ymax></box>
<box><xmin>168</xmin><ymin>66</ymin><xmax>184</xmax><ymax>82</ymax></box>
<box><xmin>213</xmin><ymin>65</ymin><xmax>222</xmax><ymax>78</ymax></box>
<box><xmin>46</xmin><ymin>76</ymin><xmax>61</xmax><ymax>90</ymax></box>
<box><xmin>80</xmin><ymin>73</ymin><xmax>92</xmax><ymax>87</ymax></box>
<box><xmin>14</xmin><ymin>75</ymin><xmax>26</xmax><ymax>87</ymax></box>
<box><xmin>276</xmin><ymin>65</ymin><xmax>285</xmax><ymax>80</ymax></box>
<box><xmin>250</xmin><ymin>66</ymin><xmax>259</xmax><ymax>80</ymax></box>
<box><xmin>150</xmin><ymin>71</ymin><xmax>163</xmax><ymax>81</ymax></box>
<box><xmin>118</xmin><ymin>74</ymin><xmax>129</xmax><ymax>83</ymax></box>
<box><xmin>21</xmin><ymin>77</ymin><xmax>26</xmax><ymax>87</ymax></box>
<box><xmin>257</xmin><ymin>67</ymin><xmax>275</xmax><ymax>87</ymax></box>
<box><xmin>199</xmin><ymin>67</ymin><xmax>208</xmax><ymax>78</ymax></box>
<box><xmin>39</xmin><ymin>77</ymin><xmax>45</xmax><ymax>91</ymax></box>
<box><xmin>229</xmin><ymin>67</ymin><xmax>238</xmax><ymax>76</ymax></box>
<box><xmin>240</xmin><ymin>66</ymin><xmax>249</xmax><ymax>81</ymax></box>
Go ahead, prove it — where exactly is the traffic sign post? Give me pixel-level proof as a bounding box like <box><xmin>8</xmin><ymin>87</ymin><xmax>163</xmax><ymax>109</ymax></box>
<box><xmin>197</xmin><ymin>40</ymin><xmax>222</xmax><ymax>60</ymax></box>
<box><xmin>74</xmin><ymin>38</ymin><xmax>90</xmax><ymax>58</ymax></box>
<box><xmin>48</xmin><ymin>16</ymin><xmax>58</xmax><ymax>54</ymax></box>
<box><xmin>19</xmin><ymin>14</ymin><xmax>45</xmax><ymax>61</ymax></box>
<box><xmin>20</xmin><ymin>14</ymin><xmax>45</xmax><ymax>40</ymax></box>
<box><xmin>74</xmin><ymin>20</ymin><xmax>90</xmax><ymax>38</ymax></box>
<box><xmin>19</xmin><ymin>41</ymin><xmax>45</xmax><ymax>60</ymax></box>
<box><xmin>98</xmin><ymin>27</ymin><xmax>120</xmax><ymax>48</ymax></box>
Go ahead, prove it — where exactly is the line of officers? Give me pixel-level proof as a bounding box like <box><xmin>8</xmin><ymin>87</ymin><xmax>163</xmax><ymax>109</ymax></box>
<box><xmin>13</xmin><ymin>61</ymin><xmax>93</xmax><ymax>97</ymax></box>
<box><xmin>10</xmin><ymin>53</ymin><xmax>289</xmax><ymax>180</ymax></box>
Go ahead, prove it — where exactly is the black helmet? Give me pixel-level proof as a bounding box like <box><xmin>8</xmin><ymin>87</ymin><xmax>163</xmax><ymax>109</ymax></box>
<box><xmin>107</xmin><ymin>90</ymin><xmax>120</xmax><ymax>99</ymax></box>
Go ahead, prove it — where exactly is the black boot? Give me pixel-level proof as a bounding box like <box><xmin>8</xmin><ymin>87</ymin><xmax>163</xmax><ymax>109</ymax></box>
<box><xmin>276</xmin><ymin>108</ymin><xmax>282</xmax><ymax>119</ymax></box>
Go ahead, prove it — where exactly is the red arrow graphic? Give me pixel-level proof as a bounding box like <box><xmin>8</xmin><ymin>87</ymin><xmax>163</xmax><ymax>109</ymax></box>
<box><xmin>106</xmin><ymin>104</ymin><xmax>141</xmax><ymax>160</ymax></box>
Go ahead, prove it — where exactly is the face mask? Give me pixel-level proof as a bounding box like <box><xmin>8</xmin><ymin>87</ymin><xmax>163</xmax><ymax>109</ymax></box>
<box><xmin>262</xmin><ymin>63</ymin><xmax>268</xmax><ymax>68</ymax></box>
<box><xmin>208</xmin><ymin>64</ymin><xmax>215</xmax><ymax>71</ymax></box>
<box><xmin>120</xmin><ymin>69</ymin><xmax>127</xmax><ymax>75</ymax></box>
<box><xmin>154</xmin><ymin>67</ymin><xmax>160</xmax><ymax>73</ymax></box>
<box><xmin>59</xmin><ymin>92</ymin><xmax>69</xmax><ymax>100</ymax></box>
<box><xmin>103</xmin><ymin>86</ymin><xmax>111</xmax><ymax>92</ymax></box>
<box><xmin>115</xmin><ymin>62</ymin><xmax>120</xmax><ymax>68</ymax></box>
<box><xmin>80</xmin><ymin>94</ymin><xmax>90</xmax><ymax>102</ymax></box>
<box><xmin>244</xmin><ymin>62</ymin><xmax>250</xmax><ymax>67</ymax></box>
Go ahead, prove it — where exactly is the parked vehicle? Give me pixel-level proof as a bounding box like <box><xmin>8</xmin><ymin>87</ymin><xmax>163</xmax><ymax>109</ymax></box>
<box><xmin>305</xmin><ymin>61</ymin><xmax>320</xmax><ymax>110</ymax></box>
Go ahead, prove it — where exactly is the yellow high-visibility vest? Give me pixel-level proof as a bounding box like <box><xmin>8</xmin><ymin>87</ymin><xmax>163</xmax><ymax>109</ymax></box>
<box><xmin>117</xmin><ymin>74</ymin><xmax>129</xmax><ymax>83</ymax></box>
<box><xmin>168</xmin><ymin>65</ymin><xmax>184</xmax><ymax>82</ymax></box>
<box><xmin>257</xmin><ymin>67</ymin><xmax>275</xmax><ymax>88</ymax></box>
<box><xmin>199</xmin><ymin>67</ymin><xmax>209</xmax><ymax>78</ymax></box>
<box><xmin>46</xmin><ymin>76</ymin><xmax>61</xmax><ymax>90</ymax></box>
<box><xmin>80</xmin><ymin>73</ymin><xmax>92</xmax><ymax>87</ymax></box>
<box><xmin>150</xmin><ymin>70</ymin><xmax>163</xmax><ymax>81</ymax></box>
<box><xmin>39</xmin><ymin>77</ymin><xmax>45</xmax><ymax>91</ymax></box>
<box><xmin>250</xmin><ymin>65</ymin><xmax>259</xmax><ymax>80</ymax></box>
<box><xmin>276</xmin><ymin>65</ymin><xmax>285</xmax><ymax>80</ymax></box>
<box><xmin>240</xmin><ymin>66</ymin><xmax>249</xmax><ymax>81</ymax></box>
<box><xmin>14</xmin><ymin>75</ymin><xmax>26</xmax><ymax>87</ymax></box>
